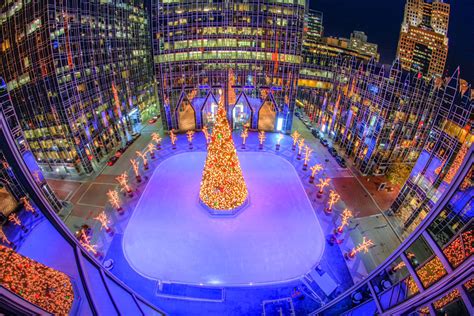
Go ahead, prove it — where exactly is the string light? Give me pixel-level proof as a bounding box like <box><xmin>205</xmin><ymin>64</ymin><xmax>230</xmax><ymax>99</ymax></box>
<box><xmin>404</xmin><ymin>276</ymin><xmax>420</xmax><ymax>295</ymax></box>
<box><xmin>433</xmin><ymin>289</ymin><xmax>460</xmax><ymax>310</ymax></box>
<box><xmin>241</xmin><ymin>127</ymin><xmax>248</xmax><ymax>149</ymax></box>
<box><xmin>303</xmin><ymin>145</ymin><xmax>313</xmax><ymax>170</ymax></box>
<box><xmin>297</xmin><ymin>138</ymin><xmax>305</xmax><ymax>160</ymax></box>
<box><xmin>20</xmin><ymin>196</ymin><xmax>38</xmax><ymax>217</ymax></box>
<box><xmin>346</xmin><ymin>237</ymin><xmax>374</xmax><ymax>259</ymax></box>
<box><xmin>391</xmin><ymin>261</ymin><xmax>406</xmax><ymax>272</ymax></box>
<box><xmin>202</xmin><ymin>126</ymin><xmax>210</xmax><ymax>145</ymax></box>
<box><xmin>0</xmin><ymin>245</ymin><xmax>74</xmax><ymax>314</ymax></box>
<box><xmin>258</xmin><ymin>130</ymin><xmax>266</xmax><ymax>149</ymax></box>
<box><xmin>170</xmin><ymin>129</ymin><xmax>177</xmax><ymax>149</ymax></box>
<box><xmin>147</xmin><ymin>143</ymin><xmax>156</xmax><ymax>159</ymax></box>
<box><xmin>151</xmin><ymin>132</ymin><xmax>162</xmax><ymax>150</ymax></box>
<box><xmin>107</xmin><ymin>190</ymin><xmax>123</xmax><ymax>214</ymax></box>
<box><xmin>309</xmin><ymin>164</ymin><xmax>323</xmax><ymax>183</ymax></box>
<box><xmin>291</xmin><ymin>130</ymin><xmax>300</xmax><ymax>151</ymax></box>
<box><xmin>0</xmin><ymin>227</ymin><xmax>12</xmax><ymax>246</ymax></box>
<box><xmin>416</xmin><ymin>256</ymin><xmax>447</xmax><ymax>288</ymax></box>
<box><xmin>116</xmin><ymin>172</ymin><xmax>133</xmax><ymax>196</ymax></box>
<box><xmin>335</xmin><ymin>208</ymin><xmax>353</xmax><ymax>234</ymax></box>
<box><xmin>316</xmin><ymin>177</ymin><xmax>331</xmax><ymax>196</ymax></box>
<box><xmin>136</xmin><ymin>150</ymin><xmax>148</xmax><ymax>170</ymax></box>
<box><xmin>78</xmin><ymin>229</ymin><xmax>101</xmax><ymax>258</ymax></box>
<box><xmin>199</xmin><ymin>93</ymin><xmax>248</xmax><ymax>210</ymax></box>
<box><xmin>94</xmin><ymin>212</ymin><xmax>112</xmax><ymax>234</ymax></box>
<box><xmin>187</xmin><ymin>130</ymin><xmax>195</xmax><ymax>149</ymax></box>
<box><xmin>325</xmin><ymin>190</ymin><xmax>340</xmax><ymax>214</ymax></box>
<box><xmin>130</xmin><ymin>158</ymin><xmax>141</xmax><ymax>182</ymax></box>
<box><xmin>442</xmin><ymin>230</ymin><xmax>472</xmax><ymax>268</ymax></box>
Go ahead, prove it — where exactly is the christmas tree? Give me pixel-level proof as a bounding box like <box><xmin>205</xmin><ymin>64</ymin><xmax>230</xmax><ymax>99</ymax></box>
<box><xmin>199</xmin><ymin>92</ymin><xmax>248</xmax><ymax>210</ymax></box>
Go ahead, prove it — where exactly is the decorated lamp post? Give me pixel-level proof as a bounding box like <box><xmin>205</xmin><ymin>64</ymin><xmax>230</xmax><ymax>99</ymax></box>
<box><xmin>94</xmin><ymin>212</ymin><xmax>113</xmax><ymax>235</ymax></box>
<box><xmin>130</xmin><ymin>158</ymin><xmax>141</xmax><ymax>182</ymax></box>
<box><xmin>390</xmin><ymin>261</ymin><xmax>406</xmax><ymax>274</ymax></box>
<box><xmin>20</xmin><ymin>197</ymin><xmax>38</xmax><ymax>217</ymax></box>
<box><xmin>116</xmin><ymin>172</ymin><xmax>133</xmax><ymax>197</ymax></box>
<box><xmin>8</xmin><ymin>213</ymin><xmax>27</xmax><ymax>232</ymax></box>
<box><xmin>275</xmin><ymin>134</ymin><xmax>283</xmax><ymax>151</ymax></box>
<box><xmin>258</xmin><ymin>131</ymin><xmax>266</xmax><ymax>150</ymax></box>
<box><xmin>325</xmin><ymin>190</ymin><xmax>340</xmax><ymax>215</ymax></box>
<box><xmin>297</xmin><ymin>138</ymin><xmax>305</xmax><ymax>160</ymax></box>
<box><xmin>136</xmin><ymin>150</ymin><xmax>148</xmax><ymax>170</ymax></box>
<box><xmin>309</xmin><ymin>164</ymin><xmax>323</xmax><ymax>183</ymax></box>
<box><xmin>241</xmin><ymin>127</ymin><xmax>249</xmax><ymax>149</ymax></box>
<box><xmin>107</xmin><ymin>190</ymin><xmax>123</xmax><ymax>215</ymax></box>
<box><xmin>334</xmin><ymin>209</ymin><xmax>353</xmax><ymax>235</ymax></box>
<box><xmin>78</xmin><ymin>229</ymin><xmax>101</xmax><ymax>258</ymax></box>
<box><xmin>170</xmin><ymin>129</ymin><xmax>178</xmax><ymax>149</ymax></box>
<box><xmin>303</xmin><ymin>145</ymin><xmax>313</xmax><ymax>170</ymax></box>
<box><xmin>151</xmin><ymin>132</ymin><xmax>162</xmax><ymax>150</ymax></box>
<box><xmin>316</xmin><ymin>178</ymin><xmax>330</xmax><ymax>198</ymax></box>
<box><xmin>187</xmin><ymin>130</ymin><xmax>195</xmax><ymax>149</ymax></box>
<box><xmin>291</xmin><ymin>131</ymin><xmax>300</xmax><ymax>151</ymax></box>
<box><xmin>147</xmin><ymin>143</ymin><xmax>156</xmax><ymax>159</ymax></box>
<box><xmin>345</xmin><ymin>237</ymin><xmax>374</xmax><ymax>260</ymax></box>
<box><xmin>202</xmin><ymin>126</ymin><xmax>210</xmax><ymax>146</ymax></box>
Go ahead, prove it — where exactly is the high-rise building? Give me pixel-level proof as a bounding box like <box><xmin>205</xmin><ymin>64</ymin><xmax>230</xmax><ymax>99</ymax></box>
<box><xmin>349</xmin><ymin>31</ymin><xmax>379</xmax><ymax>60</ymax></box>
<box><xmin>0</xmin><ymin>1</ymin><xmax>157</xmax><ymax>175</ymax></box>
<box><xmin>397</xmin><ymin>0</ymin><xmax>450</xmax><ymax>78</ymax></box>
<box><xmin>152</xmin><ymin>0</ymin><xmax>306</xmax><ymax>133</ymax></box>
<box><xmin>304</xmin><ymin>9</ymin><xmax>324</xmax><ymax>46</ymax></box>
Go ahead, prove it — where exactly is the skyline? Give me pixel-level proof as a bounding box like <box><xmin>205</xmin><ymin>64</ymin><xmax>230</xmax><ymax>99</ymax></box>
<box><xmin>311</xmin><ymin>0</ymin><xmax>474</xmax><ymax>83</ymax></box>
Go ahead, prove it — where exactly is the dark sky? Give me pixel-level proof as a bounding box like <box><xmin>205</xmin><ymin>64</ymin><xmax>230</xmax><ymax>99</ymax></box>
<box><xmin>310</xmin><ymin>0</ymin><xmax>474</xmax><ymax>83</ymax></box>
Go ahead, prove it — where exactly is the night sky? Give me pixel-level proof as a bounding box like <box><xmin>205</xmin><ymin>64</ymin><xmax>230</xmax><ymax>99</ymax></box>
<box><xmin>310</xmin><ymin>0</ymin><xmax>474</xmax><ymax>83</ymax></box>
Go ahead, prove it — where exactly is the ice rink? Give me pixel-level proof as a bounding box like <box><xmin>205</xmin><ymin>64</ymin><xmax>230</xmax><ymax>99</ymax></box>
<box><xmin>123</xmin><ymin>152</ymin><xmax>324</xmax><ymax>285</ymax></box>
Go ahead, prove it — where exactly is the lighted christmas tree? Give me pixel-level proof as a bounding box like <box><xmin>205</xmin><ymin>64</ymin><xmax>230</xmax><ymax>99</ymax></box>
<box><xmin>199</xmin><ymin>92</ymin><xmax>248</xmax><ymax>211</ymax></box>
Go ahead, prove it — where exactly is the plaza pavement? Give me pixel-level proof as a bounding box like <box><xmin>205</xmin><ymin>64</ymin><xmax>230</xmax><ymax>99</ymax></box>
<box><xmin>44</xmin><ymin>115</ymin><xmax>404</xmax><ymax>298</ymax></box>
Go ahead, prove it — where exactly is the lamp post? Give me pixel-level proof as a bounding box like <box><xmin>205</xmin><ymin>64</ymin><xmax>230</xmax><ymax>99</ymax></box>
<box><xmin>187</xmin><ymin>130</ymin><xmax>195</xmax><ymax>149</ymax></box>
<box><xmin>297</xmin><ymin>138</ymin><xmax>305</xmax><ymax>160</ymax></box>
<box><xmin>309</xmin><ymin>164</ymin><xmax>323</xmax><ymax>183</ymax></box>
<box><xmin>325</xmin><ymin>190</ymin><xmax>340</xmax><ymax>215</ymax></box>
<box><xmin>316</xmin><ymin>178</ymin><xmax>330</xmax><ymax>198</ymax></box>
<box><xmin>107</xmin><ymin>190</ymin><xmax>123</xmax><ymax>215</ymax></box>
<box><xmin>241</xmin><ymin>127</ymin><xmax>248</xmax><ymax>149</ymax></box>
<box><xmin>291</xmin><ymin>130</ymin><xmax>300</xmax><ymax>151</ymax></box>
<box><xmin>303</xmin><ymin>145</ymin><xmax>313</xmax><ymax>170</ymax></box>
<box><xmin>258</xmin><ymin>130</ymin><xmax>266</xmax><ymax>150</ymax></box>
<box><xmin>276</xmin><ymin>134</ymin><xmax>283</xmax><ymax>151</ymax></box>
<box><xmin>170</xmin><ymin>129</ymin><xmax>177</xmax><ymax>149</ymax></box>
<box><xmin>345</xmin><ymin>237</ymin><xmax>374</xmax><ymax>260</ymax></box>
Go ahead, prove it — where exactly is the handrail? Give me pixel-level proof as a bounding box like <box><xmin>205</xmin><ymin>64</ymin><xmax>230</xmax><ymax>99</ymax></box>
<box><xmin>311</xmin><ymin>147</ymin><xmax>473</xmax><ymax>315</ymax></box>
<box><xmin>0</xmin><ymin>113</ymin><xmax>166</xmax><ymax>315</ymax></box>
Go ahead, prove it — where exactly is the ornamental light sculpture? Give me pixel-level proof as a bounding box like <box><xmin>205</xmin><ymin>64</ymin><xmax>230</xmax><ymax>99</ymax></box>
<box><xmin>94</xmin><ymin>212</ymin><xmax>113</xmax><ymax>235</ymax></box>
<box><xmin>20</xmin><ymin>197</ymin><xmax>38</xmax><ymax>217</ymax></box>
<box><xmin>202</xmin><ymin>126</ymin><xmax>210</xmax><ymax>146</ymax></box>
<box><xmin>136</xmin><ymin>150</ymin><xmax>148</xmax><ymax>170</ymax></box>
<box><xmin>78</xmin><ymin>229</ymin><xmax>101</xmax><ymax>258</ymax></box>
<box><xmin>241</xmin><ymin>127</ymin><xmax>248</xmax><ymax>149</ymax></box>
<box><xmin>291</xmin><ymin>130</ymin><xmax>300</xmax><ymax>151</ymax></box>
<box><xmin>309</xmin><ymin>164</ymin><xmax>323</xmax><ymax>183</ymax></box>
<box><xmin>107</xmin><ymin>190</ymin><xmax>123</xmax><ymax>215</ymax></box>
<box><xmin>258</xmin><ymin>130</ymin><xmax>266</xmax><ymax>150</ymax></box>
<box><xmin>170</xmin><ymin>129</ymin><xmax>177</xmax><ymax>149</ymax></box>
<box><xmin>303</xmin><ymin>145</ymin><xmax>313</xmax><ymax>170</ymax></box>
<box><xmin>316</xmin><ymin>178</ymin><xmax>330</xmax><ymax>198</ymax></box>
<box><xmin>130</xmin><ymin>158</ymin><xmax>141</xmax><ymax>182</ymax></box>
<box><xmin>116</xmin><ymin>172</ymin><xmax>133</xmax><ymax>197</ymax></box>
<box><xmin>199</xmin><ymin>92</ymin><xmax>248</xmax><ymax>211</ymax></box>
<box><xmin>276</xmin><ymin>134</ymin><xmax>283</xmax><ymax>151</ymax></box>
<box><xmin>0</xmin><ymin>227</ymin><xmax>13</xmax><ymax>248</ymax></box>
<box><xmin>151</xmin><ymin>132</ymin><xmax>162</xmax><ymax>150</ymax></box>
<box><xmin>147</xmin><ymin>143</ymin><xmax>156</xmax><ymax>159</ymax></box>
<box><xmin>8</xmin><ymin>213</ymin><xmax>27</xmax><ymax>232</ymax></box>
<box><xmin>325</xmin><ymin>190</ymin><xmax>340</xmax><ymax>215</ymax></box>
<box><xmin>345</xmin><ymin>237</ymin><xmax>374</xmax><ymax>260</ymax></box>
<box><xmin>187</xmin><ymin>130</ymin><xmax>195</xmax><ymax>149</ymax></box>
<box><xmin>335</xmin><ymin>208</ymin><xmax>353</xmax><ymax>235</ymax></box>
<box><xmin>297</xmin><ymin>138</ymin><xmax>305</xmax><ymax>160</ymax></box>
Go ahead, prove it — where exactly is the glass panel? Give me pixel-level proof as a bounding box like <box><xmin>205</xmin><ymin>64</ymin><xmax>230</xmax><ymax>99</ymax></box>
<box><xmin>404</xmin><ymin>236</ymin><xmax>433</xmax><ymax>269</ymax></box>
<box><xmin>341</xmin><ymin>299</ymin><xmax>377</xmax><ymax>316</ymax></box>
<box><xmin>377</xmin><ymin>257</ymin><xmax>420</xmax><ymax>310</ymax></box>
<box><xmin>433</xmin><ymin>289</ymin><xmax>468</xmax><ymax>315</ymax></box>
<box><xmin>321</xmin><ymin>284</ymin><xmax>374</xmax><ymax>316</ymax></box>
<box><xmin>82</xmin><ymin>257</ymin><xmax>118</xmax><ymax>315</ymax></box>
<box><xmin>442</xmin><ymin>224</ymin><xmax>473</xmax><ymax>268</ymax></box>
<box><xmin>104</xmin><ymin>274</ymin><xmax>142</xmax><ymax>315</ymax></box>
<box><xmin>137</xmin><ymin>299</ymin><xmax>165</xmax><ymax>316</ymax></box>
<box><xmin>415</xmin><ymin>256</ymin><xmax>447</xmax><ymax>289</ymax></box>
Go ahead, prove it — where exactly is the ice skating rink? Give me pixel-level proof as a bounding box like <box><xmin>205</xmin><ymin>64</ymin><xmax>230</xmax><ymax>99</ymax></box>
<box><xmin>123</xmin><ymin>152</ymin><xmax>324</xmax><ymax>285</ymax></box>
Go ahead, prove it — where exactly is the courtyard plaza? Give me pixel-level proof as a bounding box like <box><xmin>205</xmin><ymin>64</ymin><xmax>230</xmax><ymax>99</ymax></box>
<box><xmin>38</xmin><ymin>117</ymin><xmax>403</xmax><ymax>314</ymax></box>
